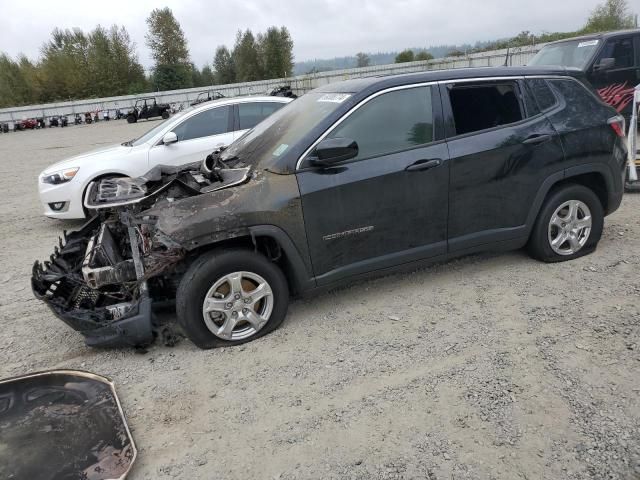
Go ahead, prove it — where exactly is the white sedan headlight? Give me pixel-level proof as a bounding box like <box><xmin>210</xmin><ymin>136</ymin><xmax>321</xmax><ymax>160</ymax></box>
<box><xmin>41</xmin><ymin>167</ymin><xmax>79</xmax><ymax>185</ymax></box>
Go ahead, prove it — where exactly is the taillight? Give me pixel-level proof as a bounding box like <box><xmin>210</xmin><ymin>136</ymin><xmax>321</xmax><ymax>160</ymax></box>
<box><xmin>608</xmin><ymin>115</ymin><xmax>626</xmax><ymax>137</ymax></box>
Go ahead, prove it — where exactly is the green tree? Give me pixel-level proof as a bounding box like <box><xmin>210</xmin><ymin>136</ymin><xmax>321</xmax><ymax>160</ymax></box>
<box><xmin>146</xmin><ymin>7</ymin><xmax>192</xmax><ymax>89</ymax></box>
<box><xmin>213</xmin><ymin>46</ymin><xmax>235</xmax><ymax>84</ymax></box>
<box><xmin>415</xmin><ymin>51</ymin><xmax>434</xmax><ymax>61</ymax></box>
<box><xmin>356</xmin><ymin>52</ymin><xmax>370</xmax><ymax>67</ymax></box>
<box><xmin>258</xmin><ymin>27</ymin><xmax>294</xmax><ymax>78</ymax></box>
<box><xmin>446</xmin><ymin>50</ymin><xmax>466</xmax><ymax>57</ymax></box>
<box><xmin>233</xmin><ymin>30</ymin><xmax>262</xmax><ymax>82</ymax></box>
<box><xmin>395</xmin><ymin>49</ymin><xmax>415</xmax><ymax>63</ymax></box>
<box><xmin>583</xmin><ymin>0</ymin><xmax>635</xmax><ymax>33</ymax></box>
<box><xmin>201</xmin><ymin>65</ymin><xmax>215</xmax><ymax>85</ymax></box>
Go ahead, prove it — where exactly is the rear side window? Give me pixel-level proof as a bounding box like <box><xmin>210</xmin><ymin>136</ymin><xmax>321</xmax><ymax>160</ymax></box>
<box><xmin>325</xmin><ymin>86</ymin><xmax>434</xmax><ymax>161</ymax></box>
<box><xmin>173</xmin><ymin>106</ymin><xmax>230</xmax><ymax>141</ymax></box>
<box><xmin>238</xmin><ymin>102</ymin><xmax>286</xmax><ymax>130</ymax></box>
<box><xmin>547</xmin><ymin>78</ymin><xmax>601</xmax><ymax>107</ymax></box>
<box><xmin>527</xmin><ymin>79</ymin><xmax>558</xmax><ymax>111</ymax></box>
<box><xmin>448</xmin><ymin>82</ymin><xmax>524</xmax><ymax>135</ymax></box>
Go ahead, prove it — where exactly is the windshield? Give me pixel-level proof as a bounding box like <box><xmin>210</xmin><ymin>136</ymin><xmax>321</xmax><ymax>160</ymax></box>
<box><xmin>128</xmin><ymin>108</ymin><xmax>191</xmax><ymax>146</ymax></box>
<box><xmin>529</xmin><ymin>39</ymin><xmax>600</xmax><ymax>69</ymax></box>
<box><xmin>221</xmin><ymin>92</ymin><xmax>349</xmax><ymax>168</ymax></box>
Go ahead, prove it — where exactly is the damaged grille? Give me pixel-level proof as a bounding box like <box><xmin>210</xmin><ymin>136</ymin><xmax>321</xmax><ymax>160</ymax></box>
<box><xmin>32</xmin><ymin>213</ymin><xmax>185</xmax><ymax>336</ymax></box>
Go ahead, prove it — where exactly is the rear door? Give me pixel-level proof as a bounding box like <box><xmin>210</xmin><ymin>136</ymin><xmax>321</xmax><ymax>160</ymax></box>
<box><xmin>233</xmin><ymin>101</ymin><xmax>288</xmax><ymax>141</ymax></box>
<box><xmin>148</xmin><ymin>105</ymin><xmax>233</xmax><ymax>167</ymax></box>
<box><xmin>296</xmin><ymin>84</ymin><xmax>449</xmax><ymax>285</ymax></box>
<box><xmin>441</xmin><ymin>78</ymin><xmax>565</xmax><ymax>251</ymax></box>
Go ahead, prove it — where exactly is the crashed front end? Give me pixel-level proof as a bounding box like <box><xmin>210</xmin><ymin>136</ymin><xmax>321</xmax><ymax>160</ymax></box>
<box><xmin>32</xmin><ymin>157</ymin><xmax>251</xmax><ymax>347</ymax></box>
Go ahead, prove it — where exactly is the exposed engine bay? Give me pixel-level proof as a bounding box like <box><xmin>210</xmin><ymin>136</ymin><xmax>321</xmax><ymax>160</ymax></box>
<box><xmin>32</xmin><ymin>151</ymin><xmax>251</xmax><ymax>347</ymax></box>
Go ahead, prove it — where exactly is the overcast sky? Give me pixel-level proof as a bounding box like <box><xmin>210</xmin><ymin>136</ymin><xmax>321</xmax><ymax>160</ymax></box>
<box><xmin>0</xmin><ymin>0</ymin><xmax>612</xmax><ymax>70</ymax></box>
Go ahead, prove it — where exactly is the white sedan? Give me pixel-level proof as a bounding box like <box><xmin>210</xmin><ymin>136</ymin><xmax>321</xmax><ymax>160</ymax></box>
<box><xmin>38</xmin><ymin>95</ymin><xmax>292</xmax><ymax>219</ymax></box>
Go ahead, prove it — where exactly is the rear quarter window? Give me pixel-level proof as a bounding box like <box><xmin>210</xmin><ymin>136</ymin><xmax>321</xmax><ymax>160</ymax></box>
<box><xmin>546</xmin><ymin>78</ymin><xmax>611</xmax><ymax>127</ymax></box>
<box><xmin>527</xmin><ymin>79</ymin><xmax>557</xmax><ymax>111</ymax></box>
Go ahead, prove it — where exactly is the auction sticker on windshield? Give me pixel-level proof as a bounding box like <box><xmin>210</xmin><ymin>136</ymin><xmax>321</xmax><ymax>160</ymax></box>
<box><xmin>317</xmin><ymin>93</ymin><xmax>351</xmax><ymax>103</ymax></box>
<box><xmin>578</xmin><ymin>40</ymin><xmax>599</xmax><ymax>48</ymax></box>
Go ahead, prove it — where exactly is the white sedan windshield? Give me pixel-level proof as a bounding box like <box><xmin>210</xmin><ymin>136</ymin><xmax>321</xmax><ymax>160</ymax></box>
<box><xmin>129</xmin><ymin>108</ymin><xmax>192</xmax><ymax>146</ymax></box>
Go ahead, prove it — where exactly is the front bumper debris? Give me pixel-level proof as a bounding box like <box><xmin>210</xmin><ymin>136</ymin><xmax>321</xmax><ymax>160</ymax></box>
<box><xmin>32</xmin><ymin>214</ymin><xmax>183</xmax><ymax>348</ymax></box>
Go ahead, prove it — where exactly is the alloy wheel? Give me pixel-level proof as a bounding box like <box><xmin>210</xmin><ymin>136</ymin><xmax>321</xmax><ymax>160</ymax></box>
<box><xmin>202</xmin><ymin>271</ymin><xmax>274</xmax><ymax>341</ymax></box>
<box><xmin>547</xmin><ymin>200</ymin><xmax>592</xmax><ymax>255</ymax></box>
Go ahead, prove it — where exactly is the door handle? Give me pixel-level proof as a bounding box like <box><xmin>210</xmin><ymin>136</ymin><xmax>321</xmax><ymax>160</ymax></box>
<box><xmin>405</xmin><ymin>158</ymin><xmax>442</xmax><ymax>172</ymax></box>
<box><xmin>522</xmin><ymin>134</ymin><xmax>552</xmax><ymax>145</ymax></box>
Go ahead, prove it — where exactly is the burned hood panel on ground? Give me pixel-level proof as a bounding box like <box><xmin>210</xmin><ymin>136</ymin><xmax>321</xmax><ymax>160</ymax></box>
<box><xmin>0</xmin><ymin>370</ymin><xmax>136</xmax><ymax>480</ymax></box>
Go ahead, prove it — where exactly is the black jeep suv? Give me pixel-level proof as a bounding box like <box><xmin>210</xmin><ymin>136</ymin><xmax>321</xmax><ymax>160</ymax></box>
<box><xmin>32</xmin><ymin>67</ymin><xmax>627</xmax><ymax>349</ymax></box>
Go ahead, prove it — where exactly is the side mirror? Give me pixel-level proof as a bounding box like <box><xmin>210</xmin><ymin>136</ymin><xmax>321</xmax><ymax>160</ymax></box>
<box><xmin>311</xmin><ymin>137</ymin><xmax>358</xmax><ymax>166</ymax></box>
<box><xmin>594</xmin><ymin>57</ymin><xmax>615</xmax><ymax>71</ymax></box>
<box><xmin>162</xmin><ymin>132</ymin><xmax>178</xmax><ymax>145</ymax></box>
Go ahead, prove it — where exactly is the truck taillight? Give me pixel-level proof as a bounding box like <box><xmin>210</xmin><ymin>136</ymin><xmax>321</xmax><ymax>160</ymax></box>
<box><xmin>608</xmin><ymin>115</ymin><xmax>625</xmax><ymax>137</ymax></box>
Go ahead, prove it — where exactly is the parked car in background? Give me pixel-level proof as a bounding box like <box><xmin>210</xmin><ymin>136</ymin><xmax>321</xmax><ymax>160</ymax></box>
<box><xmin>15</xmin><ymin>118</ymin><xmax>38</xmax><ymax>130</ymax></box>
<box><xmin>529</xmin><ymin>29</ymin><xmax>640</xmax><ymax>121</ymax></box>
<box><xmin>38</xmin><ymin>95</ymin><xmax>292</xmax><ymax>219</ymax></box>
<box><xmin>126</xmin><ymin>97</ymin><xmax>171</xmax><ymax>123</ymax></box>
<box><xmin>32</xmin><ymin>67</ymin><xmax>627</xmax><ymax>349</ymax></box>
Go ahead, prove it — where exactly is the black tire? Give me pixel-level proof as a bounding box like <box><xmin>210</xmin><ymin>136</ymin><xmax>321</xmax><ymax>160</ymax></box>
<box><xmin>528</xmin><ymin>184</ymin><xmax>604</xmax><ymax>263</ymax></box>
<box><xmin>126</xmin><ymin>114</ymin><xmax>136</xmax><ymax>124</ymax></box>
<box><xmin>161</xmin><ymin>111</ymin><xmax>170</xmax><ymax>119</ymax></box>
<box><xmin>176</xmin><ymin>249</ymin><xmax>289</xmax><ymax>349</ymax></box>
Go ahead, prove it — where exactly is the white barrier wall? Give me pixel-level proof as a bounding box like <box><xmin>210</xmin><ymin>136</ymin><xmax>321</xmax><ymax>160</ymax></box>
<box><xmin>0</xmin><ymin>45</ymin><xmax>541</xmax><ymax>124</ymax></box>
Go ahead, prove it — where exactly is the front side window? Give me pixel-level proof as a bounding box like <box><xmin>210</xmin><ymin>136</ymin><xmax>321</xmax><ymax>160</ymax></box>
<box><xmin>172</xmin><ymin>106</ymin><xmax>230</xmax><ymax>141</ymax></box>
<box><xmin>238</xmin><ymin>102</ymin><xmax>286</xmax><ymax>130</ymax></box>
<box><xmin>324</xmin><ymin>86</ymin><xmax>434</xmax><ymax>161</ymax></box>
<box><xmin>448</xmin><ymin>82</ymin><xmax>524</xmax><ymax>136</ymax></box>
<box><xmin>595</xmin><ymin>37</ymin><xmax>635</xmax><ymax>69</ymax></box>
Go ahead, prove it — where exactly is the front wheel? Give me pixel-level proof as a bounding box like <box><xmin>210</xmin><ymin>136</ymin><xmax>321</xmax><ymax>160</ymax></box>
<box><xmin>528</xmin><ymin>184</ymin><xmax>604</xmax><ymax>262</ymax></box>
<box><xmin>161</xmin><ymin>111</ymin><xmax>170</xmax><ymax>119</ymax></box>
<box><xmin>126</xmin><ymin>114</ymin><xmax>136</xmax><ymax>124</ymax></box>
<box><xmin>176</xmin><ymin>249</ymin><xmax>289</xmax><ymax>349</ymax></box>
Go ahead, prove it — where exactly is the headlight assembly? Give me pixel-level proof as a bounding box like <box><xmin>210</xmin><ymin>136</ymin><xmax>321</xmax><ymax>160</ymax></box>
<box><xmin>42</xmin><ymin>167</ymin><xmax>79</xmax><ymax>185</ymax></box>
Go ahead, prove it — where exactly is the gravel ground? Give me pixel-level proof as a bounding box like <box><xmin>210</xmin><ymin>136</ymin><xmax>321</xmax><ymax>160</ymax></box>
<box><xmin>0</xmin><ymin>121</ymin><xmax>639</xmax><ymax>480</ymax></box>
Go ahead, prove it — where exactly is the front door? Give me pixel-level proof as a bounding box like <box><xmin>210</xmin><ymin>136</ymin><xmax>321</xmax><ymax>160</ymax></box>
<box><xmin>296</xmin><ymin>85</ymin><xmax>449</xmax><ymax>285</ymax></box>
<box><xmin>148</xmin><ymin>105</ymin><xmax>233</xmax><ymax>167</ymax></box>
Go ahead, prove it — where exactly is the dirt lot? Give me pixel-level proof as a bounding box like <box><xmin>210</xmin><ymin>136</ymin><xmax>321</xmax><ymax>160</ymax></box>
<box><xmin>0</xmin><ymin>122</ymin><xmax>639</xmax><ymax>480</ymax></box>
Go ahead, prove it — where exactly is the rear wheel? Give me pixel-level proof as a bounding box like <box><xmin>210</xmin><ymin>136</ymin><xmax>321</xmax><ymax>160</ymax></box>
<box><xmin>528</xmin><ymin>184</ymin><xmax>603</xmax><ymax>262</ymax></box>
<box><xmin>176</xmin><ymin>249</ymin><xmax>289</xmax><ymax>349</ymax></box>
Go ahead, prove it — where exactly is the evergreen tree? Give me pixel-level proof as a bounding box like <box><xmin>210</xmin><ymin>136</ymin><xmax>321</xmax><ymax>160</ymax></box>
<box><xmin>146</xmin><ymin>7</ymin><xmax>192</xmax><ymax>89</ymax></box>
<box><xmin>213</xmin><ymin>46</ymin><xmax>235</xmax><ymax>84</ymax></box>
<box><xmin>356</xmin><ymin>52</ymin><xmax>370</xmax><ymax>67</ymax></box>
<box><xmin>395</xmin><ymin>49</ymin><xmax>415</xmax><ymax>63</ymax></box>
<box><xmin>233</xmin><ymin>30</ymin><xmax>262</xmax><ymax>82</ymax></box>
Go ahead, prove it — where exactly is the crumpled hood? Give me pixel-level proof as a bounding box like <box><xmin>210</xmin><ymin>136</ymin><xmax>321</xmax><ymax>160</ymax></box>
<box><xmin>42</xmin><ymin>143</ymin><xmax>134</xmax><ymax>174</ymax></box>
